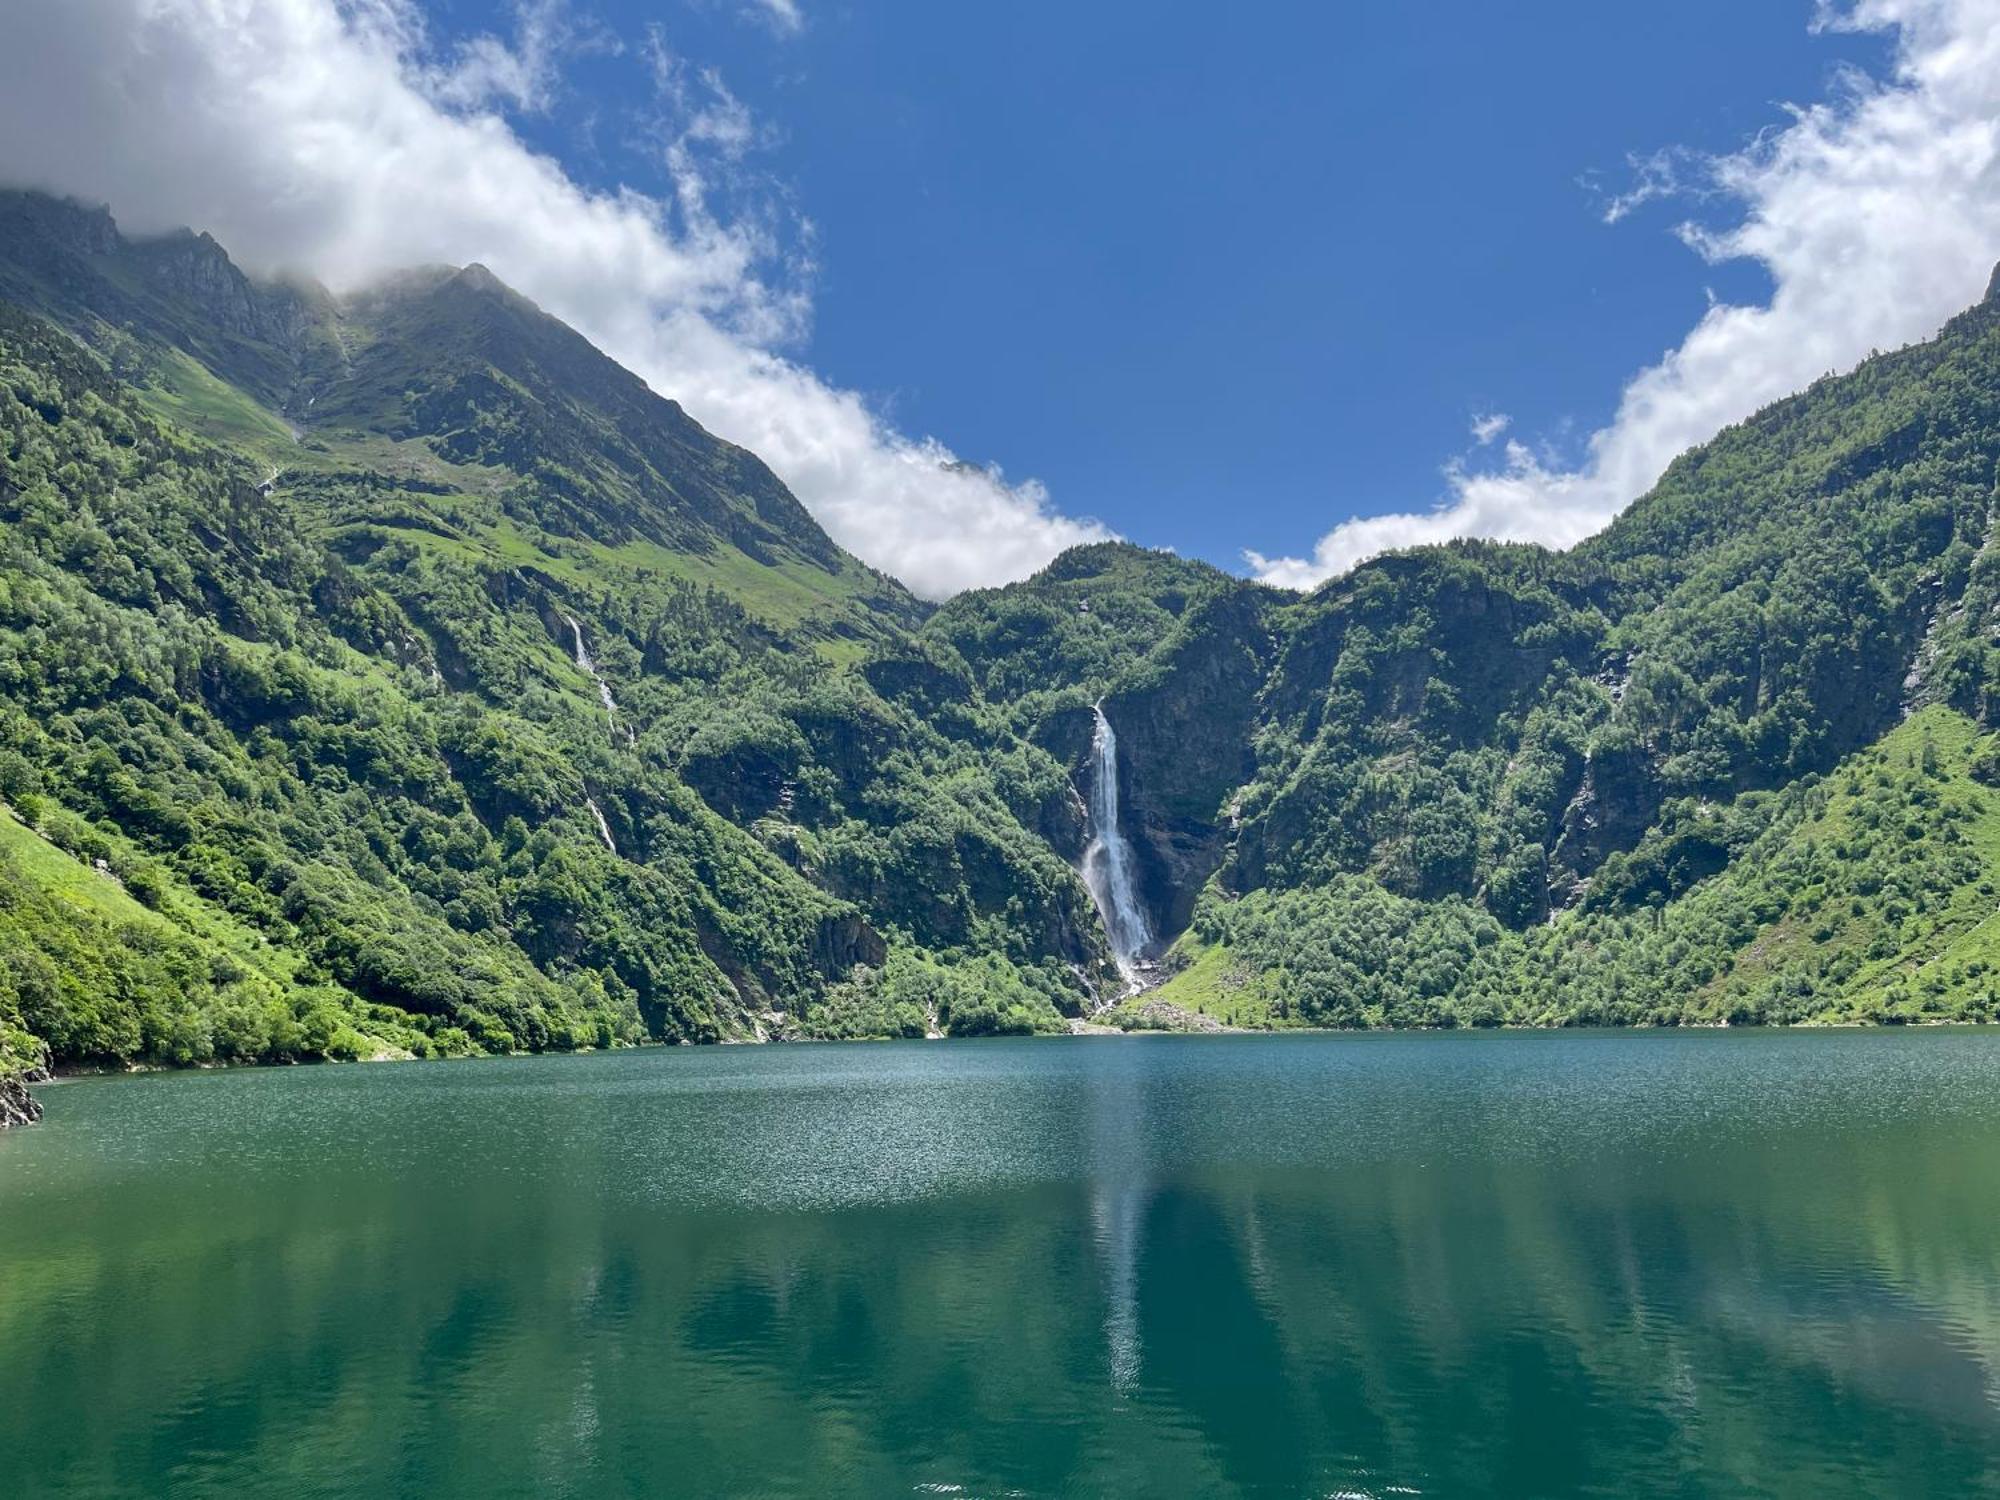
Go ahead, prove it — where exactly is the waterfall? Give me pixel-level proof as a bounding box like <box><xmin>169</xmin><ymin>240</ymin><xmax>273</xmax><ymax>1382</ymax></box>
<box><xmin>585</xmin><ymin>795</ymin><xmax>618</xmax><ymax>855</ymax></box>
<box><xmin>563</xmin><ymin>614</ymin><xmax>618</xmax><ymax>720</ymax></box>
<box><xmin>565</xmin><ymin>614</ymin><xmax>622</xmax><ymax>856</ymax></box>
<box><xmin>1080</xmin><ymin>704</ymin><xmax>1155</xmax><ymax>989</ymax></box>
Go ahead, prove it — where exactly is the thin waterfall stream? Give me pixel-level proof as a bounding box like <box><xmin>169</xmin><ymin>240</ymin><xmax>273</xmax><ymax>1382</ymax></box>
<box><xmin>1080</xmin><ymin>703</ymin><xmax>1155</xmax><ymax>992</ymax></box>
<box><xmin>585</xmin><ymin>795</ymin><xmax>618</xmax><ymax>855</ymax></box>
<box><xmin>564</xmin><ymin>614</ymin><xmax>619</xmax><ymax>721</ymax></box>
<box><xmin>564</xmin><ymin>614</ymin><xmax>624</xmax><ymax>856</ymax></box>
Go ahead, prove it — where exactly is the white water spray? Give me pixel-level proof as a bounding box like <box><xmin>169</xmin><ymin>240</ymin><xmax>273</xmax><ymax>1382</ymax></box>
<box><xmin>585</xmin><ymin>795</ymin><xmax>618</xmax><ymax>855</ymax></box>
<box><xmin>1080</xmin><ymin>704</ymin><xmax>1154</xmax><ymax>989</ymax></box>
<box><xmin>564</xmin><ymin>614</ymin><xmax>618</xmax><ymax>721</ymax></box>
<box><xmin>566</xmin><ymin>614</ymin><xmax>623</xmax><ymax>856</ymax></box>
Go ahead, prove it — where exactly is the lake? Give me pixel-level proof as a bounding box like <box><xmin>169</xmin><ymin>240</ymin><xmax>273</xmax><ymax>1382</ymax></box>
<box><xmin>3</xmin><ymin>1031</ymin><xmax>1999</xmax><ymax>1498</ymax></box>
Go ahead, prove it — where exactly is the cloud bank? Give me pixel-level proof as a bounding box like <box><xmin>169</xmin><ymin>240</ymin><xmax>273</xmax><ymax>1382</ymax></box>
<box><xmin>0</xmin><ymin>0</ymin><xmax>1104</xmax><ymax>598</ymax></box>
<box><xmin>1250</xmin><ymin>0</ymin><xmax>2000</xmax><ymax>590</ymax></box>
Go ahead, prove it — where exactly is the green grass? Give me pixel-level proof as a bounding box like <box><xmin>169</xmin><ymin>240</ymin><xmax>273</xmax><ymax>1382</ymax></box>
<box><xmin>0</xmin><ymin>804</ymin><xmax>177</xmax><ymax>928</ymax></box>
<box><xmin>1728</xmin><ymin>707</ymin><xmax>2000</xmax><ymax>1022</ymax></box>
<box><xmin>1129</xmin><ymin>932</ymin><xmax>1295</xmax><ymax>1029</ymax></box>
<box><xmin>608</xmin><ymin>536</ymin><xmax>888</xmax><ymax>635</ymax></box>
<box><xmin>325</xmin><ymin>503</ymin><xmax>887</xmax><ymax>644</ymax></box>
<box><xmin>290</xmin><ymin>430</ymin><xmax>515</xmax><ymax>496</ymax></box>
<box><xmin>0</xmin><ymin>802</ymin><xmax>308</xmax><ymax>993</ymax></box>
<box><xmin>126</xmin><ymin>334</ymin><xmax>893</xmax><ymax>642</ymax></box>
<box><xmin>133</xmin><ymin>347</ymin><xmax>299</xmax><ymax>457</ymax></box>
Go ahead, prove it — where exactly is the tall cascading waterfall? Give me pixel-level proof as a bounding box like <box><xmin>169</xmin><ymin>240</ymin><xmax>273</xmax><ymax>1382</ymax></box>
<box><xmin>1080</xmin><ymin>703</ymin><xmax>1155</xmax><ymax>990</ymax></box>
<box><xmin>564</xmin><ymin>614</ymin><xmax>619</xmax><ymax>720</ymax></box>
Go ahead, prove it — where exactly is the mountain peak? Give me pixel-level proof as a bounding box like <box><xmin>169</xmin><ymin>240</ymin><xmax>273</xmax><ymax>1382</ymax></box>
<box><xmin>0</xmin><ymin>189</ymin><xmax>120</xmax><ymax>259</ymax></box>
<box><xmin>453</xmin><ymin>262</ymin><xmax>505</xmax><ymax>294</ymax></box>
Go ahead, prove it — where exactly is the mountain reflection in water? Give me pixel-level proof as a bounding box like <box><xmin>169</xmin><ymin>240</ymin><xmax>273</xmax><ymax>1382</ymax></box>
<box><xmin>3</xmin><ymin>1031</ymin><xmax>1998</xmax><ymax>1499</ymax></box>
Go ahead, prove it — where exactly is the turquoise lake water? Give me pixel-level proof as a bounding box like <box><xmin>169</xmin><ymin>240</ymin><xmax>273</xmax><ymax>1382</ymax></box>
<box><xmin>3</xmin><ymin>1030</ymin><xmax>1999</xmax><ymax>1497</ymax></box>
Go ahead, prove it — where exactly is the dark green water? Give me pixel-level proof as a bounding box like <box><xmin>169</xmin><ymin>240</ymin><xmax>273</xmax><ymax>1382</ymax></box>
<box><xmin>4</xmin><ymin>1032</ymin><xmax>2000</xmax><ymax>1498</ymax></box>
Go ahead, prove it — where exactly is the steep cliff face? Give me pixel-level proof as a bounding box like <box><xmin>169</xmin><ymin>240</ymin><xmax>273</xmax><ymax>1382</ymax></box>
<box><xmin>1102</xmin><ymin>589</ymin><xmax>1274</xmax><ymax>936</ymax></box>
<box><xmin>124</xmin><ymin>228</ymin><xmax>326</xmax><ymax>355</ymax></box>
<box><xmin>0</xmin><ymin>190</ymin><xmax>342</xmax><ymax>411</ymax></box>
<box><xmin>935</xmin><ymin>543</ymin><xmax>1282</xmax><ymax>948</ymax></box>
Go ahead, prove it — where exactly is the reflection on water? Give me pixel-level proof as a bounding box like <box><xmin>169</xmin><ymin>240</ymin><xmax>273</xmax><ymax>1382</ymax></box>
<box><xmin>4</xmin><ymin>1032</ymin><xmax>2000</xmax><ymax>1498</ymax></box>
<box><xmin>1088</xmin><ymin>1045</ymin><xmax>1147</xmax><ymax>1397</ymax></box>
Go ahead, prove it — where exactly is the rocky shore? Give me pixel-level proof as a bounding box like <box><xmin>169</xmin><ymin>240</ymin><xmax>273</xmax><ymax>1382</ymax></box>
<box><xmin>1101</xmin><ymin>996</ymin><xmax>1240</xmax><ymax>1033</ymax></box>
<box><xmin>1</xmin><ymin>1046</ymin><xmax>50</xmax><ymax>1128</ymax></box>
<box><xmin>1</xmin><ymin>1070</ymin><xmax>43</xmax><ymax>1128</ymax></box>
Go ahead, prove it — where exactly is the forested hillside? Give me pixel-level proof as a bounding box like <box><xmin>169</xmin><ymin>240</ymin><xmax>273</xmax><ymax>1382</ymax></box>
<box><xmin>931</xmin><ymin>267</ymin><xmax>2000</xmax><ymax>1030</ymax></box>
<box><xmin>4</xmin><ymin>189</ymin><xmax>2000</xmax><ymax>1100</ymax></box>
<box><xmin>0</xmin><ymin>194</ymin><xmax>1117</xmax><ymax>1089</ymax></box>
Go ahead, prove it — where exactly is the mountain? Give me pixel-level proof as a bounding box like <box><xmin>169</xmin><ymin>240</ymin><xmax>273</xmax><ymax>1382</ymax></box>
<box><xmin>4</xmin><ymin>187</ymin><xmax>2000</xmax><ymax>1107</ymax></box>
<box><xmin>0</xmin><ymin>192</ymin><xmax>909</xmax><ymax>631</ymax></box>
<box><xmin>0</xmin><ymin>192</ymin><xmax>1116</xmax><ymax>1092</ymax></box>
<box><xmin>945</xmin><ymin>277</ymin><xmax>2000</xmax><ymax>1029</ymax></box>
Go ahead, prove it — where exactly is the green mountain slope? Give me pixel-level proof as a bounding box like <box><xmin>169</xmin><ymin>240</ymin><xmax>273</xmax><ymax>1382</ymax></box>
<box><xmin>1144</xmin><ymin>706</ymin><xmax>2000</xmax><ymax>1029</ymax></box>
<box><xmin>0</xmin><ymin>194</ymin><xmax>1118</xmax><ymax>1082</ymax></box>
<box><xmin>6</xmin><ymin>185</ymin><xmax>2000</xmax><ymax>1100</ymax></box>
<box><xmin>921</xmin><ymin>271</ymin><xmax>2000</xmax><ymax>1031</ymax></box>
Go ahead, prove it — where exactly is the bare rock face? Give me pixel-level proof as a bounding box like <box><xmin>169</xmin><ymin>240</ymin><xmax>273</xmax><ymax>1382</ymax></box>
<box><xmin>1551</xmin><ymin>738</ymin><xmax>1661</xmax><ymax>901</ymax></box>
<box><xmin>814</xmin><ymin>912</ymin><xmax>888</xmax><ymax>972</ymax></box>
<box><xmin>1104</xmin><ymin>591</ymin><xmax>1275</xmax><ymax>941</ymax></box>
<box><xmin>1119</xmin><ymin>997</ymin><xmax>1231</xmax><ymax>1033</ymax></box>
<box><xmin>0</xmin><ymin>1063</ymin><xmax>47</xmax><ymax>1128</ymax></box>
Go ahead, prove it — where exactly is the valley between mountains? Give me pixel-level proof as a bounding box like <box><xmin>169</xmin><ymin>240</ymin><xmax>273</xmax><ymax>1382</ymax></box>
<box><xmin>7</xmin><ymin>188</ymin><xmax>2000</xmax><ymax>1108</ymax></box>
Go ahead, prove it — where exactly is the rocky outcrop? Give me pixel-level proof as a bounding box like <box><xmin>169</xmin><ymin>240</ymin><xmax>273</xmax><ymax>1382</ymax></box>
<box><xmin>0</xmin><ymin>1077</ymin><xmax>38</xmax><ymax>1128</ymax></box>
<box><xmin>1103</xmin><ymin>590</ymin><xmax>1275</xmax><ymax>940</ymax></box>
<box><xmin>813</xmin><ymin>912</ymin><xmax>888</xmax><ymax>972</ymax></box>
<box><xmin>125</xmin><ymin>228</ymin><xmax>320</xmax><ymax>350</ymax></box>
<box><xmin>862</xmin><ymin>648</ymin><xmax>975</xmax><ymax>721</ymax></box>
<box><xmin>1117</xmin><ymin>996</ymin><xmax>1233</xmax><ymax>1033</ymax></box>
<box><xmin>0</xmin><ymin>1055</ymin><xmax>48</xmax><ymax>1129</ymax></box>
<box><xmin>1551</xmin><ymin>736</ymin><xmax>1661</xmax><ymax>902</ymax></box>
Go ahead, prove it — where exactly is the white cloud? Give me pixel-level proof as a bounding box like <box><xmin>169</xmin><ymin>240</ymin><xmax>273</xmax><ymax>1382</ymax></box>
<box><xmin>1592</xmin><ymin>147</ymin><xmax>1692</xmax><ymax>225</ymax></box>
<box><xmin>0</xmin><ymin>0</ymin><xmax>1100</xmax><ymax>597</ymax></box>
<box><xmin>417</xmin><ymin>0</ymin><xmax>586</xmax><ymax>116</ymax></box>
<box><xmin>1252</xmin><ymin>0</ymin><xmax>2000</xmax><ymax>590</ymax></box>
<box><xmin>639</xmin><ymin>23</ymin><xmax>782</xmax><ymax>261</ymax></box>
<box><xmin>683</xmin><ymin>0</ymin><xmax>805</xmax><ymax>40</ymax></box>
<box><xmin>1469</xmin><ymin>412</ymin><xmax>1511</xmax><ymax>445</ymax></box>
<box><xmin>744</xmin><ymin>0</ymin><xmax>804</xmax><ymax>38</ymax></box>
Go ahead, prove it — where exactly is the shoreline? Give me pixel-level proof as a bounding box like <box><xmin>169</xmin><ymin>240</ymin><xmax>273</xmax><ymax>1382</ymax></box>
<box><xmin>8</xmin><ymin>1012</ymin><xmax>1995</xmax><ymax>1128</ymax></box>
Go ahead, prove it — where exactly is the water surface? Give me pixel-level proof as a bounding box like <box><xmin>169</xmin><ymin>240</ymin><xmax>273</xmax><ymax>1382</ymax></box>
<box><xmin>4</xmin><ymin>1031</ymin><xmax>1999</xmax><ymax>1498</ymax></box>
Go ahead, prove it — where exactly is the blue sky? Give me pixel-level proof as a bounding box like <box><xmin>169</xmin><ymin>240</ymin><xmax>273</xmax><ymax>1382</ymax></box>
<box><xmin>437</xmin><ymin>0</ymin><xmax>1889</xmax><ymax>571</ymax></box>
<box><xmin>7</xmin><ymin>0</ymin><xmax>1992</xmax><ymax>596</ymax></box>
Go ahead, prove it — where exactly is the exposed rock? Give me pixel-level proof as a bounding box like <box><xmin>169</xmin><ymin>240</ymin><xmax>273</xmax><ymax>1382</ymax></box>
<box><xmin>0</xmin><ymin>1076</ymin><xmax>39</xmax><ymax>1128</ymax></box>
<box><xmin>861</xmin><ymin>649</ymin><xmax>975</xmax><ymax>719</ymax></box>
<box><xmin>0</xmin><ymin>1053</ymin><xmax>49</xmax><ymax>1129</ymax></box>
<box><xmin>1118</xmin><ymin>997</ymin><xmax>1232</xmax><ymax>1033</ymax></box>
<box><xmin>814</xmin><ymin>912</ymin><xmax>888</xmax><ymax>972</ymax></box>
<box><xmin>1066</xmin><ymin>1018</ymin><xmax>1122</xmax><ymax>1035</ymax></box>
<box><xmin>1551</xmin><ymin>738</ymin><xmax>1661</xmax><ymax>894</ymax></box>
<box><xmin>1106</xmin><ymin>590</ymin><xmax>1275</xmax><ymax>938</ymax></box>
